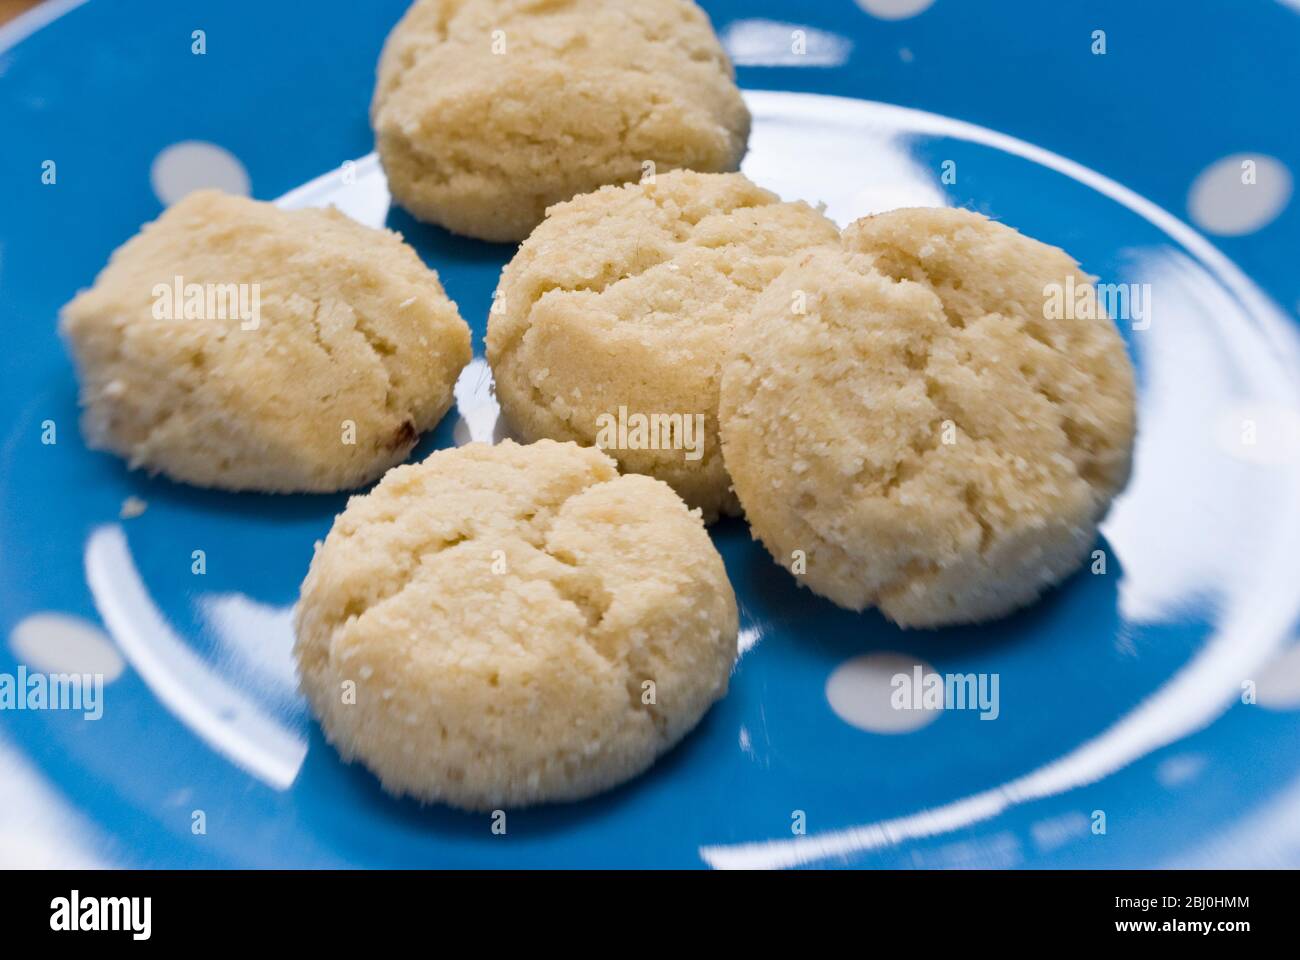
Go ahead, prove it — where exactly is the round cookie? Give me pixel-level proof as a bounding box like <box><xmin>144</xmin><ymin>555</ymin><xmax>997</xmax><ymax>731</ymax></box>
<box><xmin>486</xmin><ymin>170</ymin><xmax>841</xmax><ymax>519</ymax></box>
<box><xmin>719</xmin><ymin>207</ymin><xmax>1137</xmax><ymax>627</ymax></box>
<box><xmin>293</xmin><ymin>439</ymin><xmax>738</xmax><ymax>810</ymax></box>
<box><xmin>60</xmin><ymin>189</ymin><xmax>472</xmax><ymax>493</ymax></box>
<box><xmin>371</xmin><ymin>0</ymin><xmax>750</xmax><ymax>242</ymax></box>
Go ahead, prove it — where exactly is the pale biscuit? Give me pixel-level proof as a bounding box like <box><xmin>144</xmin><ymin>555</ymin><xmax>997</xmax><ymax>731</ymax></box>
<box><xmin>293</xmin><ymin>439</ymin><xmax>738</xmax><ymax>810</ymax></box>
<box><xmin>719</xmin><ymin>207</ymin><xmax>1137</xmax><ymax>627</ymax></box>
<box><xmin>371</xmin><ymin>0</ymin><xmax>751</xmax><ymax>242</ymax></box>
<box><xmin>487</xmin><ymin>170</ymin><xmax>841</xmax><ymax>519</ymax></box>
<box><xmin>60</xmin><ymin>190</ymin><xmax>471</xmax><ymax>492</ymax></box>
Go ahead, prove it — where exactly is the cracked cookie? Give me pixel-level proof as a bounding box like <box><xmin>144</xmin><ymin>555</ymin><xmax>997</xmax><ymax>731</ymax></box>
<box><xmin>486</xmin><ymin>170</ymin><xmax>840</xmax><ymax>520</ymax></box>
<box><xmin>370</xmin><ymin>0</ymin><xmax>751</xmax><ymax>242</ymax></box>
<box><xmin>293</xmin><ymin>439</ymin><xmax>738</xmax><ymax>809</ymax></box>
<box><xmin>718</xmin><ymin>207</ymin><xmax>1137</xmax><ymax>627</ymax></box>
<box><xmin>59</xmin><ymin>189</ymin><xmax>471</xmax><ymax>492</ymax></box>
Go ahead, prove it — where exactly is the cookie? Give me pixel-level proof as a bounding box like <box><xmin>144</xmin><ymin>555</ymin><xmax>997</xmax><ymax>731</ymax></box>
<box><xmin>60</xmin><ymin>190</ymin><xmax>471</xmax><ymax>492</ymax></box>
<box><xmin>719</xmin><ymin>207</ymin><xmax>1137</xmax><ymax>627</ymax></box>
<box><xmin>293</xmin><ymin>439</ymin><xmax>738</xmax><ymax>810</ymax></box>
<box><xmin>486</xmin><ymin>170</ymin><xmax>840</xmax><ymax>519</ymax></box>
<box><xmin>371</xmin><ymin>0</ymin><xmax>750</xmax><ymax>242</ymax></box>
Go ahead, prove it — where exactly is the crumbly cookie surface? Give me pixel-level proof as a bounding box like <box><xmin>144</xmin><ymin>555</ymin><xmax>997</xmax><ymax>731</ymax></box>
<box><xmin>60</xmin><ymin>190</ymin><xmax>471</xmax><ymax>492</ymax></box>
<box><xmin>487</xmin><ymin>170</ymin><xmax>840</xmax><ymax>519</ymax></box>
<box><xmin>371</xmin><ymin>0</ymin><xmax>751</xmax><ymax>242</ymax></box>
<box><xmin>293</xmin><ymin>439</ymin><xmax>738</xmax><ymax>809</ymax></box>
<box><xmin>719</xmin><ymin>207</ymin><xmax>1137</xmax><ymax>627</ymax></box>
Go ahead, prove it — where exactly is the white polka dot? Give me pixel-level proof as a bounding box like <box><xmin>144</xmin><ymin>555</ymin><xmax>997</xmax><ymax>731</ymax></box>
<box><xmin>1155</xmin><ymin>753</ymin><xmax>1206</xmax><ymax>788</ymax></box>
<box><xmin>720</xmin><ymin>19</ymin><xmax>853</xmax><ymax>68</ymax></box>
<box><xmin>826</xmin><ymin>652</ymin><xmax>941</xmax><ymax>733</ymax></box>
<box><xmin>9</xmin><ymin>613</ymin><xmax>124</xmax><ymax>681</ymax></box>
<box><xmin>1030</xmin><ymin>811</ymin><xmax>1090</xmax><ymax>854</ymax></box>
<box><xmin>854</xmin><ymin>0</ymin><xmax>936</xmax><ymax>20</ymax></box>
<box><xmin>1257</xmin><ymin>644</ymin><xmax>1300</xmax><ymax>710</ymax></box>
<box><xmin>1188</xmin><ymin>154</ymin><xmax>1292</xmax><ymax>236</ymax></box>
<box><xmin>150</xmin><ymin>141</ymin><xmax>251</xmax><ymax>206</ymax></box>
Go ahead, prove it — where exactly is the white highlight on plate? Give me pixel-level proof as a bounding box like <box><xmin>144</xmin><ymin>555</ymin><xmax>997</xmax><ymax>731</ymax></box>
<box><xmin>9</xmin><ymin>612</ymin><xmax>124</xmax><ymax>681</ymax></box>
<box><xmin>1101</xmin><ymin>247</ymin><xmax>1300</xmax><ymax>623</ymax></box>
<box><xmin>854</xmin><ymin>0</ymin><xmax>936</xmax><ymax>20</ymax></box>
<box><xmin>0</xmin><ymin>734</ymin><xmax>115</xmax><ymax>869</ymax></box>
<box><xmin>1256</xmin><ymin>643</ymin><xmax>1300</xmax><ymax>710</ymax></box>
<box><xmin>150</xmin><ymin>141</ymin><xmax>251</xmax><ymax>207</ymax></box>
<box><xmin>737</xmin><ymin>625</ymin><xmax>762</xmax><ymax>656</ymax></box>
<box><xmin>1167</xmin><ymin>768</ymin><xmax>1300</xmax><ymax>868</ymax></box>
<box><xmin>699</xmin><ymin>92</ymin><xmax>1300</xmax><ymax>870</ymax></box>
<box><xmin>740</xmin><ymin>92</ymin><xmax>947</xmax><ymax>224</ymax></box>
<box><xmin>197</xmin><ymin>593</ymin><xmax>302</xmax><ymax>713</ymax></box>
<box><xmin>721</xmin><ymin>19</ymin><xmax>853</xmax><ymax>68</ymax></box>
<box><xmin>84</xmin><ymin>525</ymin><xmax>306</xmax><ymax>790</ymax></box>
<box><xmin>1188</xmin><ymin>154</ymin><xmax>1292</xmax><ymax>236</ymax></box>
<box><xmin>738</xmin><ymin>725</ymin><xmax>753</xmax><ymax>754</ymax></box>
<box><xmin>452</xmin><ymin>357</ymin><xmax>506</xmax><ymax>446</ymax></box>
<box><xmin>825</xmin><ymin>653</ymin><xmax>940</xmax><ymax>733</ymax></box>
<box><xmin>276</xmin><ymin>153</ymin><xmax>390</xmax><ymax>226</ymax></box>
<box><xmin>1213</xmin><ymin>403</ymin><xmax>1300</xmax><ymax>465</ymax></box>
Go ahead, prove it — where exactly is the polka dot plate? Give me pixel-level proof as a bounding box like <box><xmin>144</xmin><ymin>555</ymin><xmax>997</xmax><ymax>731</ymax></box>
<box><xmin>2</xmin><ymin>0</ymin><xmax>1299</xmax><ymax>868</ymax></box>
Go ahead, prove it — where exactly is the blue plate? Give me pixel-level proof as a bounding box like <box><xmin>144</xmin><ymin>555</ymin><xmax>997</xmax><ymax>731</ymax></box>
<box><xmin>3</xmin><ymin>0</ymin><xmax>1300</xmax><ymax>869</ymax></box>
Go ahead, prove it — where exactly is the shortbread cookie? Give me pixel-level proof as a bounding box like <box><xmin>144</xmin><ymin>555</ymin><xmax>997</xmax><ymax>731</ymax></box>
<box><xmin>486</xmin><ymin>170</ymin><xmax>840</xmax><ymax>519</ymax></box>
<box><xmin>293</xmin><ymin>440</ymin><xmax>738</xmax><ymax>810</ymax></box>
<box><xmin>719</xmin><ymin>207</ymin><xmax>1137</xmax><ymax>627</ymax></box>
<box><xmin>371</xmin><ymin>0</ymin><xmax>750</xmax><ymax>242</ymax></box>
<box><xmin>60</xmin><ymin>190</ymin><xmax>471</xmax><ymax>492</ymax></box>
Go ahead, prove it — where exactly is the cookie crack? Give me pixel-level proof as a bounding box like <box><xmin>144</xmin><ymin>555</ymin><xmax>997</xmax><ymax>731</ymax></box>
<box><xmin>537</xmin><ymin>540</ymin><xmax>613</xmax><ymax>633</ymax></box>
<box><xmin>305</xmin><ymin>298</ymin><xmax>335</xmax><ymax>361</ymax></box>
<box><xmin>346</xmin><ymin>301</ymin><xmax>410</xmax><ymax>419</ymax></box>
<box><xmin>963</xmin><ymin>482</ymin><xmax>995</xmax><ymax>556</ymax></box>
<box><xmin>333</xmin><ymin>530</ymin><xmax>472</xmax><ymax>626</ymax></box>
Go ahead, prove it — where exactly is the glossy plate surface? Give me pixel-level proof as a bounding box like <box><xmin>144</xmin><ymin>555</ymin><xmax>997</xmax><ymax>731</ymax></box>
<box><xmin>2</xmin><ymin>0</ymin><xmax>1299</xmax><ymax>868</ymax></box>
